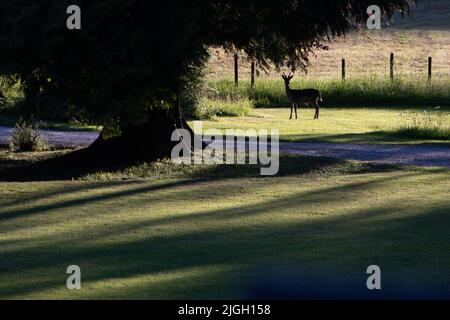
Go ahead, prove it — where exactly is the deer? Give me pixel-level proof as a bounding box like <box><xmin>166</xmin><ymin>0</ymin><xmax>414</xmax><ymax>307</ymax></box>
<box><xmin>282</xmin><ymin>73</ymin><xmax>323</xmax><ymax>120</ymax></box>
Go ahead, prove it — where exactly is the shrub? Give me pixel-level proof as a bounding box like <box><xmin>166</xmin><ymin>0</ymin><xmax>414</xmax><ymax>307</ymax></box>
<box><xmin>0</xmin><ymin>89</ymin><xmax>6</xmax><ymax>107</ymax></box>
<box><xmin>9</xmin><ymin>119</ymin><xmax>49</xmax><ymax>152</ymax></box>
<box><xmin>0</xmin><ymin>76</ymin><xmax>24</xmax><ymax>111</ymax></box>
<box><xmin>194</xmin><ymin>97</ymin><xmax>254</xmax><ymax>120</ymax></box>
<box><xmin>388</xmin><ymin>109</ymin><xmax>450</xmax><ymax>140</ymax></box>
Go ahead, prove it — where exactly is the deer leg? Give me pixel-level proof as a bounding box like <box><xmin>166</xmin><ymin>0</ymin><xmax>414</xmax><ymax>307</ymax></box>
<box><xmin>295</xmin><ymin>104</ymin><xmax>298</xmax><ymax>119</ymax></box>
<box><xmin>289</xmin><ymin>105</ymin><xmax>293</xmax><ymax>119</ymax></box>
<box><xmin>314</xmin><ymin>101</ymin><xmax>320</xmax><ymax>119</ymax></box>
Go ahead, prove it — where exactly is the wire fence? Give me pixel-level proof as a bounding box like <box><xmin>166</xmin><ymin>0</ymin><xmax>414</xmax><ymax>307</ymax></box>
<box><xmin>206</xmin><ymin>47</ymin><xmax>450</xmax><ymax>83</ymax></box>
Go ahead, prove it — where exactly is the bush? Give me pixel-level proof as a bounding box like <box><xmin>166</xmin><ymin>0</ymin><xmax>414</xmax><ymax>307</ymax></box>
<box><xmin>180</xmin><ymin>65</ymin><xmax>208</xmax><ymax>119</ymax></box>
<box><xmin>181</xmin><ymin>76</ymin><xmax>254</xmax><ymax>120</ymax></box>
<box><xmin>194</xmin><ymin>97</ymin><xmax>254</xmax><ymax>120</ymax></box>
<box><xmin>9</xmin><ymin>119</ymin><xmax>49</xmax><ymax>152</ymax></box>
<box><xmin>0</xmin><ymin>89</ymin><xmax>6</xmax><ymax>107</ymax></box>
<box><xmin>0</xmin><ymin>76</ymin><xmax>24</xmax><ymax>112</ymax></box>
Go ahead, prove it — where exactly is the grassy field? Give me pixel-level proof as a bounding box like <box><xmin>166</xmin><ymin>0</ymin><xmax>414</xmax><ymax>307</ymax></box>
<box><xmin>0</xmin><ymin>150</ymin><xmax>450</xmax><ymax>299</ymax></box>
<box><xmin>207</xmin><ymin>0</ymin><xmax>450</xmax><ymax>79</ymax></box>
<box><xmin>192</xmin><ymin>108</ymin><xmax>450</xmax><ymax>143</ymax></box>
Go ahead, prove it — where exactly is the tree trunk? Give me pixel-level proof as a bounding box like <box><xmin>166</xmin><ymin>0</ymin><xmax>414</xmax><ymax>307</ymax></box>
<box><xmin>73</xmin><ymin>108</ymin><xmax>183</xmax><ymax>166</ymax></box>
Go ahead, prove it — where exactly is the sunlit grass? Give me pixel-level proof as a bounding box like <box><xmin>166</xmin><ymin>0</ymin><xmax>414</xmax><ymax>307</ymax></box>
<box><xmin>192</xmin><ymin>108</ymin><xmax>450</xmax><ymax>144</ymax></box>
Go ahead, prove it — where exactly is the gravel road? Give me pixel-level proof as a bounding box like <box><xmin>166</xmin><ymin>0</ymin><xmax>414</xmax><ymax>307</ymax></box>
<box><xmin>0</xmin><ymin>126</ymin><xmax>99</xmax><ymax>148</ymax></box>
<box><xmin>1</xmin><ymin>126</ymin><xmax>449</xmax><ymax>167</ymax></box>
<box><xmin>280</xmin><ymin>141</ymin><xmax>450</xmax><ymax>168</ymax></box>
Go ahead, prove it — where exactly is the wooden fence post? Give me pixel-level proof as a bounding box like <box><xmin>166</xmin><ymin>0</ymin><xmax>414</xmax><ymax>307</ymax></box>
<box><xmin>251</xmin><ymin>62</ymin><xmax>255</xmax><ymax>87</ymax></box>
<box><xmin>341</xmin><ymin>59</ymin><xmax>346</xmax><ymax>80</ymax></box>
<box><xmin>428</xmin><ymin>57</ymin><xmax>432</xmax><ymax>81</ymax></box>
<box><xmin>234</xmin><ymin>53</ymin><xmax>239</xmax><ymax>86</ymax></box>
<box><xmin>390</xmin><ymin>53</ymin><xmax>394</xmax><ymax>80</ymax></box>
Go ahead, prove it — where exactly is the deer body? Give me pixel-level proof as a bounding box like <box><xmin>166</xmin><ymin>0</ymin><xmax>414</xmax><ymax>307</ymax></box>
<box><xmin>282</xmin><ymin>74</ymin><xmax>322</xmax><ymax>120</ymax></box>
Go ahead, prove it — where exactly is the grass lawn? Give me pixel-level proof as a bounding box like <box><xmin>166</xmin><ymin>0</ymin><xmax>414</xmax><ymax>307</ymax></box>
<box><xmin>193</xmin><ymin>108</ymin><xmax>450</xmax><ymax>144</ymax></box>
<box><xmin>0</xmin><ymin>150</ymin><xmax>449</xmax><ymax>299</ymax></box>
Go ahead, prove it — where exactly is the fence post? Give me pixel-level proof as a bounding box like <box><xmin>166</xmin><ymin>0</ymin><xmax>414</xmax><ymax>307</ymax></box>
<box><xmin>341</xmin><ymin>59</ymin><xmax>346</xmax><ymax>81</ymax></box>
<box><xmin>428</xmin><ymin>57</ymin><xmax>432</xmax><ymax>81</ymax></box>
<box><xmin>251</xmin><ymin>62</ymin><xmax>255</xmax><ymax>87</ymax></box>
<box><xmin>234</xmin><ymin>53</ymin><xmax>239</xmax><ymax>86</ymax></box>
<box><xmin>390</xmin><ymin>53</ymin><xmax>394</xmax><ymax>80</ymax></box>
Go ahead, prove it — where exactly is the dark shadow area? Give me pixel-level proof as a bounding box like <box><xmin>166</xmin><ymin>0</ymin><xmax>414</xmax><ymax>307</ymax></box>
<box><xmin>389</xmin><ymin>0</ymin><xmax>450</xmax><ymax>31</ymax></box>
<box><xmin>0</xmin><ymin>148</ymin><xmax>140</xmax><ymax>182</ymax></box>
<box><xmin>0</xmin><ymin>143</ymin><xmax>406</xmax><ymax>182</ymax></box>
<box><xmin>282</xmin><ymin>131</ymin><xmax>450</xmax><ymax>144</ymax></box>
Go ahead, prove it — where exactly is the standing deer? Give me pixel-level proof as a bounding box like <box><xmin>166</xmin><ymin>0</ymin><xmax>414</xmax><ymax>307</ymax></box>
<box><xmin>282</xmin><ymin>73</ymin><xmax>322</xmax><ymax>120</ymax></box>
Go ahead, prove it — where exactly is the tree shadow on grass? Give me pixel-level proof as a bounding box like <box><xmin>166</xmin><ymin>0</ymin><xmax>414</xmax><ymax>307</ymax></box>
<box><xmin>0</xmin><ymin>144</ymin><xmax>406</xmax><ymax>182</ymax></box>
<box><xmin>0</xmin><ymin>179</ymin><xmax>210</xmax><ymax>223</ymax></box>
<box><xmin>1</xmin><ymin>170</ymin><xmax>449</xmax><ymax>299</ymax></box>
<box><xmin>0</xmin><ymin>170</ymin><xmax>417</xmax><ymax>229</ymax></box>
<box><xmin>283</xmin><ymin>131</ymin><xmax>450</xmax><ymax>144</ymax></box>
<box><xmin>0</xmin><ymin>147</ymin><xmax>144</xmax><ymax>182</ymax></box>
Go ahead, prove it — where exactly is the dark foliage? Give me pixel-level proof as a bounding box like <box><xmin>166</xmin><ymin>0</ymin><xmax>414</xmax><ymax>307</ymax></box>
<box><xmin>0</xmin><ymin>89</ymin><xmax>5</xmax><ymax>107</ymax></box>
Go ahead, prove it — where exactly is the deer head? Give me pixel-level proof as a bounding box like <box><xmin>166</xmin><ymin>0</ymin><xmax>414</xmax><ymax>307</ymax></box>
<box><xmin>282</xmin><ymin>72</ymin><xmax>294</xmax><ymax>85</ymax></box>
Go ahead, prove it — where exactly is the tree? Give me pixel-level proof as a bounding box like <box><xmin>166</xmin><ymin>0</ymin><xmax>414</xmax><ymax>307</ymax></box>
<box><xmin>0</xmin><ymin>0</ymin><xmax>414</xmax><ymax>165</ymax></box>
<box><xmin>0</xmin><ymin>89</ymin><xmax>5</xmax><ymax>107</ymax></box>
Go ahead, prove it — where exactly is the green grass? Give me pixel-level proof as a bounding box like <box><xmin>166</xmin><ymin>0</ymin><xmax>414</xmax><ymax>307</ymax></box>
<box><xmin>193</xmin><ymin>97</ymin><xmax>253</xmax><ymax>120</ymax></box>
<box><xmin>388</xmin><ymin>110</ymin><xmax>450</xmax><ymax>140</ymax></box>
<box><xmin>0</xmin><ymin>151</ymin><xmax>449</xmax><ymax>299</ymax></box>
<box><xmin>208</xmin><ymin>77</ymin><xmax>450</xmax><ymax>108</ymax></box>
<box><xmin>192</xmin><ymin>108</ymin><xmax>450</xmax><ymax>144</ymax></box>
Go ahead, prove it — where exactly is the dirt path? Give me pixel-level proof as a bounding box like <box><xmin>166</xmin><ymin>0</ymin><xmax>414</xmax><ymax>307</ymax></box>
<box><xmin>1</xmin><ymin>126</ymin><xmax>449</xmax><ymax>167</ymax></box>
